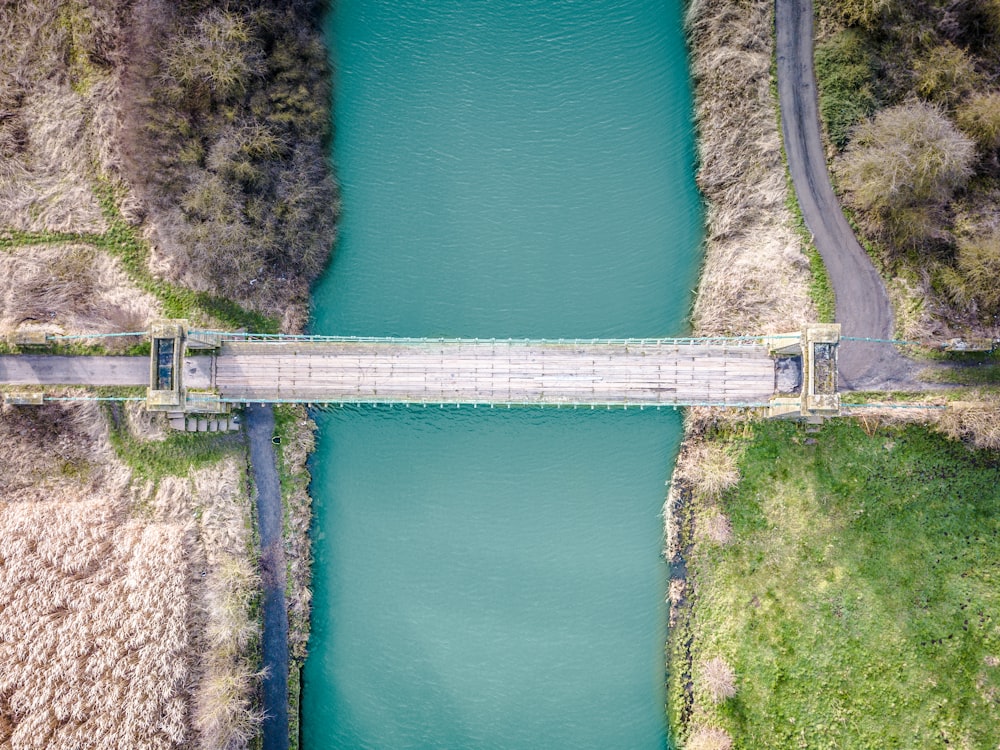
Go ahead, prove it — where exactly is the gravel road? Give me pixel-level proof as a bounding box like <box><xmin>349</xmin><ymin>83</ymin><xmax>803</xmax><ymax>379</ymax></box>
<box><xmin>775</xmin><ymin>0</ymin><xmax>920</xmax><ymax>389</ymax></box>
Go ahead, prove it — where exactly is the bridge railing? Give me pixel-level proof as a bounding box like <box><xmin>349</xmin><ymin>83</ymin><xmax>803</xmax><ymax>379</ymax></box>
<box><xmin>187</xmin><ymin>330</ymin><xmax>793</xmax><ymax>347</ymax></box>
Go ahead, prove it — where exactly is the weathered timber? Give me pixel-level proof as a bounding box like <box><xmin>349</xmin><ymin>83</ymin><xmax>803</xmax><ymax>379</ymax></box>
<box><xmin>213</xmin><ymin>340</ymin><xmax>776</xmax><ymax>406</ymax></box>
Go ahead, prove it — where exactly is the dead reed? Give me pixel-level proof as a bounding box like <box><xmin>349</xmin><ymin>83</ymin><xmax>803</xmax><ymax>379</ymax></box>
<box><xmin>0</xmin><ymin>0</ymin><xmax>122</xmax><ymax>234</ymax></box>
<box><xmin>0</xmin><ymin>405</ymin><xmax>260</xmax><ymax>749</ymax></box>
<box><xmin>685</xmin><ymin>726</ymin><xmax>734</xmax><ymax>750</ymax></box>
<box><xmin>699</xmin><ymin>656</ymin><xmax>737</xmax><ymax>703</ymax></box>
<box><xmin>0</xmin><ymin>244</ymin><xmax>159</xmax><ymax>340</ymax></box>
<box><xmin>686</xmin><ymin>0</ymin><xmax>816</xmax><ymax>336</ymax></box>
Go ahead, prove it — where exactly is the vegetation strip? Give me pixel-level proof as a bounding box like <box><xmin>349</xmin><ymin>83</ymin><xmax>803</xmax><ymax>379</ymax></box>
<box><xmin>680</xmin><ymin>420</ymin><xmax>1000</xmax><ymax>748</ymax></box>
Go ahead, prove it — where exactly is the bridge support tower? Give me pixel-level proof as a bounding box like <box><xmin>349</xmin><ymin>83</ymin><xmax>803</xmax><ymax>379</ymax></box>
<box><xmin>765</xmin><ymin>324</ymin><xmax>841</xmax><ymax>421</ymax></box>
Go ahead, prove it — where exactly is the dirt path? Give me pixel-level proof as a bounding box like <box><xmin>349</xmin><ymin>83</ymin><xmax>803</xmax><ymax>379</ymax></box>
<box><xmin>245</xmin><ymin>404</ymin><xmax>290</xmax><ymax>750</ymax></box>
<box><xmin>775</xmin><ymin>0</ymin><xmax>922</xmax><ymax>390</ymax></box>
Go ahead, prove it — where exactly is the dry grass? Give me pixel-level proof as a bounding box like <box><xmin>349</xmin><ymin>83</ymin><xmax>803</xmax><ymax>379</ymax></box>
<box><xmin>155</xmin><ymin>460</ymin><xmax>262</xmax><ymax>749</ymax></box>
<box><xmin>684</xmin><ymin>725</ymin><xmax>734</xmax><ymax>750</ymax></box>
<box><xmin>0</xmin><ymin>401</ymin><xmax>116</xmax><ymax>503</ymax></box>
<box><xmin>0</xmin><ymin>404</ymin><xmax>260</xmax><ymax>749</ymax></box>
<box><xmin>935</xmin><ymin>398</ymin><xmax>1000</xmax><ymax>450</ymax></box>
<box><xmin>686</xmin><ymin>0</ymin><xmax>815</xmax><ymax>336</ymax></box>
<box><xmin>697</xmin><ymin>510</ymin><xmax>734</xmax><ymax>546</ymax></box>
<box><xmin>675</xmin><ymin>442</ymin><xmax>740</xmax><ymax>499</ymax></box>
<box><xmin>0</xmin><ymin>403</ymin><xmax>191</xmax><ymax>749</ymax></box>
<box><xmin>273</xmin><ymin>406</ymin><xmax>315</xmax><ymax>663</ymax></box>
<box><xmin>0</xmin><ymin>0</ymin><xmax>128</xmax><ymax>233</ymax></box>
<box><xmin>0</xmin><ymin>243</ymin><xmax>159</xmax><ymax>339</ymax></box>
<box><xmin>698</xmin><ymin>656</ymin><xmax>737</xmax><ymax>704</ymax></box>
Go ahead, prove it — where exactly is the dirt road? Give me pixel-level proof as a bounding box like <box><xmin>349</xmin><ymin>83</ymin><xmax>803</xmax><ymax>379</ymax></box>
<box><xmin>775</xmin><ymin>0</ymin><xmax>919</xmax><ymax>389</ymax></box>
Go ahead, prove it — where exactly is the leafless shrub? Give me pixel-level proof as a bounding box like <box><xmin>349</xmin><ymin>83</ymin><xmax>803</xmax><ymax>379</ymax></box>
<box><xmin>122</xmin><ymin>2</ymin><xmax>337</xmax><ymax>320</ymax></box>
<box><xmin>914</xmin><ymin>43</ymin><xmax>981</xmax><ymax>109</ymax></box>
<box><xmin>685</xmin><ymin>725</ymin><xmax>734</xmax><ymax>750</ymax></box>
<box><xmin>700</xmin><ymin>656</ymin><xmax>738</xmax><ymax>703</ymax></box>
<box><xmin>836</xmin><ymin>102</ymin><xmax>976</xmax><ymax>250</ymax></box>
<box><xmin>163</xmin><ymin>9</ymin><xmax>263</xmax><ymax>105</ymax></box>
<box><xmin>677</xmin><ymin>442</ymin><xmax>740</xmax><ymax>499</ymax></box>
<box><xmin>940</xmin><ymin>229</ymin><xmax>1000</xmax><ymax>315</ymax></box>
<box><xmin>936</xmin><ymin>399</ymin><xmax>1000</xmax><ymax>450</ymax></box>
<box><xmin>956</xmin><ymin>91</ymin><xmax>1000</xmax><ymax>153</ymax></box>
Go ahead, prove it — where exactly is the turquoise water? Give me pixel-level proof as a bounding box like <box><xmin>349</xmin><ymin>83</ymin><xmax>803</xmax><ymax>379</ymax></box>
<box><xmin>304</xmin><ymin>0</ymin><xmax>702</xmax><ymax>747</ymax></box>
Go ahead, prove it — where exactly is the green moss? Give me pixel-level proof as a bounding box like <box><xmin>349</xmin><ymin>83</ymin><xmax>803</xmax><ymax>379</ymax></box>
<box><xmin>674</xmin><ymin>420</ymin><xmax>1000</xmax><ymax>748</ymax></box>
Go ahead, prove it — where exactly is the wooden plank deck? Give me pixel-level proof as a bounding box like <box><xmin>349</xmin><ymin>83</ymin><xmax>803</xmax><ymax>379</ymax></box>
<box><xmin>214</xmin><ymin>340</ymin><xmax>777</xmax><ymax>406</ymax></box>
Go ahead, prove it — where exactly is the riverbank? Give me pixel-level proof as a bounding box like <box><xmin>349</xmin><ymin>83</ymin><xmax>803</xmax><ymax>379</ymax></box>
<box><xmin>669</xmin><ymin>0</ymin><xmax>1000</xmax><ymax>746</ymax></box>
<box><xmin>668</xmin><ymin>3</ymin><xmax>816</xmax><ymax>744</ymax></box>
<box><xmin>0</xmin><ymin>2</ymin><xmax>333</xmax><ymax>747</ymax></box>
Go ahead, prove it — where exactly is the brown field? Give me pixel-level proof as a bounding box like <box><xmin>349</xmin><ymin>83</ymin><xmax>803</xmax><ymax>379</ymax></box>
<box><xmin>0</xmin><ymin>402</ymin><xmax>259</xmax><ymax>750</ymax></box>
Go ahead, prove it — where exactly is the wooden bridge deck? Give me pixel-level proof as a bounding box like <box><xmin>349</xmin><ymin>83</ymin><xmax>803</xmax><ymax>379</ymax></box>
<box><xmin>213</xmin><ymin>340</ymin><xmax>777</xmax><ymax>406</ymax></box>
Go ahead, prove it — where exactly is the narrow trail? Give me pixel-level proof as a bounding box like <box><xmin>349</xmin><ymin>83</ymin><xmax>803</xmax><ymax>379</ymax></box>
<box><xmin>246</xmin><ymin>404</ymin><xmax>290</xmax><ymax>750</ymax></box>
<box><xmin>775</xmin><ymin>0</ymin><xmax>925</xmax><ymax>390</ymax></box>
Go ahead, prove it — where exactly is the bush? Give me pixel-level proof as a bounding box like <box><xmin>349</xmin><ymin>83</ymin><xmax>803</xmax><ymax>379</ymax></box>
<box><xmin>956</xmin><ymin>91</ymin><xmax>1000</xmax><ymax>152</ymax></box>
<box><xmin>164</xmin><ymin>9</ymin><xmax>263</xmax><ymax>107</ymax></box>
<box><xmin>700</xmin><ymin>656</ymin><xmax>737</xmax><ymax>703</ymax></box>
<box><xmin>818</xmin><ymin>0</ymin><xmax>892</xmax><ymax>29</ymax></box>
<box><xmin>816</xmin><ymin>30</ymin><xmax>879</xmax><ymax>148</ymax></box>
<box><xmin>836</xmin><ymin>102</ymin><xmax>975</xmax><ymax>248</ymax></box>
<box><xmin>685</xmin><ymin>726</ymin><xmax>734</xmax><ymax>750</ymax></box>
<box><xmin>123</xmin><ymin>1</ymin><xmax>337</xmax><ymax>320</ymax></box>
<box><xmin>936</xmin><ymin>400</ymin><xmax>1000</xmax><ymax>449</ymax></box>
<box><xmin>914</xmin><ymin>42</ymin><xmax>981</xmax><ymax>109</ymax></box>
<box><xmin>942</xmin><ymin>229</ymin><xmax>1000</xmax><ymax>314</ymax></box>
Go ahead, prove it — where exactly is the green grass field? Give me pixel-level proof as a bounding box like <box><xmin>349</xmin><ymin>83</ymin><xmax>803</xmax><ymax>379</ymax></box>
<box><xmin>678</xmin><ymin>420</ymin><xmax>1000</xmax><ymax>748</ymax></box>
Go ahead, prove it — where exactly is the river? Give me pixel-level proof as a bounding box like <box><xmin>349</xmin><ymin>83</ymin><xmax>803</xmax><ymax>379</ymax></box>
<box><xmin>303</xmin><ymin>1</ymin><xmax>701</xmax><ymax>747</ymax></box>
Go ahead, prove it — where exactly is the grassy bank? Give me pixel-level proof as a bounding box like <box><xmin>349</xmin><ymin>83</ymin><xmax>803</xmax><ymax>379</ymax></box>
<box><xmin>672</xmin><ymin>419</ymin><xmax>1000</xmax><ymax>748</ymax></box>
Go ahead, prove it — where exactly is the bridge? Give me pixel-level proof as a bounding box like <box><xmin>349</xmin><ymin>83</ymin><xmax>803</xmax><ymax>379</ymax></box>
<box><xmin>1</xmin><ymin>321</ymin><xmax>843</xmax><ymax>420</ymax></box>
